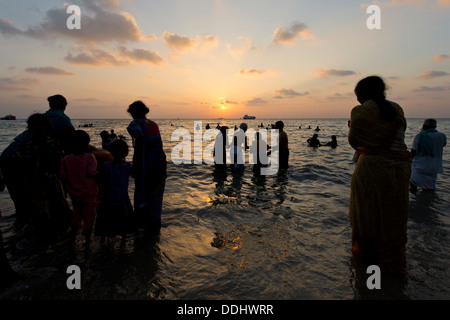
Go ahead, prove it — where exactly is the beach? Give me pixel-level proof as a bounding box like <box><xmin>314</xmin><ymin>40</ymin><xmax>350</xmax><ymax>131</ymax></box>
<box><xmin>0</xmin><ymin>118</ymin><xmax>449</xmax><ymax>300</ymax></box>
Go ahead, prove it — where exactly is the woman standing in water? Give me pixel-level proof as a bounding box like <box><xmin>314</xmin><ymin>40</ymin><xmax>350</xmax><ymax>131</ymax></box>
<box><xmin>348</xmin><ymin>76</ymin><xmax>411</xmax><ymax>273</ymax></box>
<box><xmin>127</xmin><ymin>101</ymin><xmax>167</xmax><ymax>232</ymax></box>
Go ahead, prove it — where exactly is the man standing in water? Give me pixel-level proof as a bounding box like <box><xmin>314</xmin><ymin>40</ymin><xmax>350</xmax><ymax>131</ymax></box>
<box><xmin>410</xmin><ymin>118</ymin><xmax>447</xmax><ymax>192</ymax></box>
<box><xmin>44</xmin><ymin>94</ymin><xmax>75</xmax><ymax>155</ymax></box>
<box><xmin>275</xmin><ymin>121</ymin><xmax>289</xmax><ymax>170</ymax></box>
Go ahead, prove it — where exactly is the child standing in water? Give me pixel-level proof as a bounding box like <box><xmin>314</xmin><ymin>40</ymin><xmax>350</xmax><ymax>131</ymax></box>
<box><xmin>95</xmin><ymin>139</ymin><xmax>134</xmax><ymax>242</ymax></box>
<box><xmin>61</xmin><ymin>130</ymin><xmax>98</xmax><ymax>246</ymax></box>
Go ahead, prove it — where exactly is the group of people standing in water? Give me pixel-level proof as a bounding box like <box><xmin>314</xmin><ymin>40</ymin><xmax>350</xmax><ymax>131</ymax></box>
<box><xmin>0</xmin><ymin>75</ymin><xmax>447</xmax><ymax>289</ymax></box>
<box><xmin>0</xmin><ymin>98</ymin><xmax>167</xmax><ymax>256</ymax></box>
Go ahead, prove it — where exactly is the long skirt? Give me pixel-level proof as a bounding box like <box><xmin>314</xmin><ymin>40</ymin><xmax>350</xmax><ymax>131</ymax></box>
<box><xmin>350</xmin><ymin>154</ymin><xmax>411</xmax><ymax>273</ymax></box>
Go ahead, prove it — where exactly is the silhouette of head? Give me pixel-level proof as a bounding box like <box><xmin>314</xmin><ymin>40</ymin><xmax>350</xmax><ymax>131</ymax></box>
<box><xmin>109</xmin><ymin>139</ymin><xmax>129</xmax><ymax>161</ymax></box>
<box><xmin>354</xmin><ymin>76</ymin><xmax>386</xmax><ymax>104</ymax></box>
<box><xmin>71</xmin><ymin>130</ymin><xmax>91</xmax><ymax>154</ymax></box>
<box><xmin>127</xmin><ymin>100</ymin><xmax>150</xmax><ymax>119</ymax></box>
<box><xmin>100</xmin><ymin>130</ymin><xmax>109</xmax><ymax>141</ymax></box>
<box><xmin>422</xmin><ymin>119</ymin><xmax>437</xmax><ymax>130</ymax></box>
<box><xmin>27</xmin><ymin>113</ymin><xmax>51</xmax><ymax>135</ymax></box>
<box><xmin>313</xmin><ymin>134</ymin><xmax>318</xmax><ymax>139</ymax></box>
<box><xmin>239</xmin><ymin>123</ymin><xmax>248</xmax><ymax>132</ymax></box>
<box><xmin>47</xmin><ymin>94</ymin><xmax>67</xmax><ymax>111</ymax></box>
<box><xmin>275</xmin><ymin>121</ymin><xmax>284</xmax><ymax>130</ymax></box>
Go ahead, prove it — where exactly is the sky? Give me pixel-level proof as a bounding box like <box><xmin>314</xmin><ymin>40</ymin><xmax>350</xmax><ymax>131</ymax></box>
<box><xmin>0</xmin><ymin>0</ymin><xmax>449</xmax><ymax>119</ymax></box>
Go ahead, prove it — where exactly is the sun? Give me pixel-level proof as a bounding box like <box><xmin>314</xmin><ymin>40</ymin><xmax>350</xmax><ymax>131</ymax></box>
<box><xmin>221</xmin><ymin>105</ymin><xmax>226</xmax><ymax>110</ymax></box>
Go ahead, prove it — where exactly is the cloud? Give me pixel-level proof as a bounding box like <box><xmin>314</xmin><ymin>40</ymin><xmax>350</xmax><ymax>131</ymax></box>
<box><xmin>246</xmin><ymin>97</ymin><xmax>267</xmax><ymax>106</ymax></box>
<box><xmin>0</xmin><ymin>77</ymin><xmax>41</xmax><ymax>90</ymax></box>
<box><xmin>413</xmin><ymin>86</ymin><xmax>448</xmax><ymax>92</ymax></box>
<box><xmin>65</xmin><ymin>48</ymin><xmax>128</xmax><ymax>66</ymax></box>
<box><xmin>273</xmin><ymin>88</ymin><xmax>309</xmax><ymax>99</ymax></box>
<box><xmin>163</xmin><ymin>31</ymin><xmax>198</xmax><ymax>52</ymax></box>
<box><xmin>434</xmin><ymin>54</ymin><xmax>450</xmax><ymax>62</ymax></box>
<box><xmin>272</xmin><ymin>22</ymin><xmax>315</xmax><ymax>45</ymax></box>
<box><xmin>239</xmin><ymin>68</ymin><xmax>266</xmax><ymax>76</ymax></box>
<box><xmin>415</xmin><ymin>70</ymin><xmax>450</xmax><ymax>79</ymax></box>
<box><xmin>162</xmin><ymin>31</ymin><xmax>217</xmax><ymax>53</ymax></box>
<box><xmin>326</xmin><ymin>92</ymin><xmax>354</xmax><ymax>100</ymax></box>
<box><xmin>25</xmin><ymin>66</ymin><xmax>75</xmax><ymax>76</ymax></box>
<box><xmin>64</xmin><ymin>46</ymin><xmax>164</xmax><ymax>67</ymax></box>
<box><xmin>118</xmin><ymin>46</ymin><xmax>164</xmax><ymax>65</ymax></box>
<box><xmin>227</xmin><ymin>37</ymin><xmax>262</xmax><ymax>57</ymax></box>
<box><xmin>0</xmin><ymin>1</ymin><xmax>155</xmax><ymax>44</ymax></box>
<box><xmin>74</xmin><ymin>97</ymin><xmax>103</xmax><ymax>102</ymax></box>
<box><xmin>313</xmin><ymin>69</ymin><xmax>358</xmax><ymax>78</ymax></box>
<box><xmin>198</xmin><ymin>34</ymin><xmax>219</xmax><ymax>51</ymax></box>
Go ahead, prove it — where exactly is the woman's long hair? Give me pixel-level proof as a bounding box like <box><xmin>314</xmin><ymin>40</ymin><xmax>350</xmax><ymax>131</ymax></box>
<box><xmin>354</xmin><ymin>76</ymin><xmax>398</xmax><ymax>123</ymax></box>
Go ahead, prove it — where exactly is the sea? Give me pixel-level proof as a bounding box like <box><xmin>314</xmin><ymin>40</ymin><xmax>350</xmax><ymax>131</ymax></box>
<box><xmin>0</xmin><ymin>118</ymin><xmax>449</xmax><ymax>300</ymax></box>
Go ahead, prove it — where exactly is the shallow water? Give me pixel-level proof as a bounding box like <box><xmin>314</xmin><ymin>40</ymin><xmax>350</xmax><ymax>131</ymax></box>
<box><xmin>0</xmin><ymin>118</ymin><xmax>449</xmax><ymax>300</ymax></box>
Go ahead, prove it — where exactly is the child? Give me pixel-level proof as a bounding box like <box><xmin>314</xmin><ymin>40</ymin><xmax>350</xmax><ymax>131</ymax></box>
<box><xmin>95</xmin><ymin>139</ymin><xmax>134</xmax><ymax>242</ymax></box>
<box><xmin>60</xmin><ymin>130</ymin><xmax>98</xmax><ymax>246</ymax></box>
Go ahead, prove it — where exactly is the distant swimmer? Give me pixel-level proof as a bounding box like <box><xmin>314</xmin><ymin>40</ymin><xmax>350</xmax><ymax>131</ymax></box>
<box><xmin>307</xmin><ymin>126</ymin><xmax>312</xmax><ymax>129</ymax></box>
<box><xmin>299</xmin><ymin>125</ymin><xmax>302</xmax><ymax>129</ymax></box>
<box><xmin>206</xmin><ymin>123</ymin><xmax>210</xmax><ymax>129</ymax></box>
<box><xmin>307</xmin><ymin>134</ymin><xmax>322</xmax><ymax>147</ymax></box>
<box><xmin>216</xmin><ymin>123</ymin><xmax>220</xmax><ymax>130</ymax></box>
<box><xmin>324</xmin><ymin>135</ymin><xmax>338</xmax><ymax>148</ymax></box>
<box><xmin>314</xmin><ymin>126</ymin><xmax>321</xmax><ymax>132</ymax></box>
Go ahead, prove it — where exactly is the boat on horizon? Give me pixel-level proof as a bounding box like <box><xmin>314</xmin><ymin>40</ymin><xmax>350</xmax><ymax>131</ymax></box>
<box><xmin>243</xmin><ymin>115</ymin><xmax>255</xmax><ymax>119</ymax></box>
<box><xmin>1</xmin><ymin>114</ymin><xmax>16</xmax><ymax>120</ymax></box>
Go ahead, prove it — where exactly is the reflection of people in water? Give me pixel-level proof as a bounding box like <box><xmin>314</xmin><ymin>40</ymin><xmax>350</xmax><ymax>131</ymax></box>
<box><xmin>324</xmin><ymin>135</ymin><xmax>338</xmax><ymax>148</ymax></box>
<box><xmin>307</xmin><ymin>134</ymin><xmax>322</xmax><ymax>147</ymax></box>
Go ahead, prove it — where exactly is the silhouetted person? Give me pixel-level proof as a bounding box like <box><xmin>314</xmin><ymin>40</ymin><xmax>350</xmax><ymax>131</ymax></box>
<box><xmin>214</xmin><ymin>126</ymin><xmax>229</xmax><ymax>170</ymax></box>
<box><xmin>110</xmin><ymin>129</ymin><xmax>118</xmax><ymax>140</ymax></box>
<box><xmin>324</xmin><ymin>135</ymin><xmax>338</xmax><ymax>148</ymax></box>
<box><xmin>410</xmin><ymin>119</ymin><xmax>447</xmax><ymax>192</ymax></box>
<box><xmin>206</xmin><ymin>123</ymin><xmax>210</xmax><ymax>129</ymax></box>
<box><xmin>307</xmin><ymin>134</ymin><xmax>322</xmax><ymax>147</ymax></box>
<box><xmin>127</xmin><ymin>101</ymin><xmax>167</xmax><ymax>232</ymax></box>
<box><xmin>275</xmin><ymin>121</ymin><xmax>289</xmax><ymax>169</ymax></box>
<box><xmin>315</xmin><ymin>126</ymin><xmax>321</xmax><ymax>132</ymax></box>
<box><xmin>44</xmin><ymin>94</ymin><xmax>75</xmax><ymax>155</ymax></box>
<box><xmin>60</xmin><ymin>130</ymin><xmax>98</xmax><ymax>247</ymax></box>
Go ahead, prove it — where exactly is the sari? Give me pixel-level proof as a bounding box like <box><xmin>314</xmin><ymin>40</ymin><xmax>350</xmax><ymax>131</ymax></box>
<box><xmin>127</xmin><ymin>118</ymin><xmax>167</xmax><ymax>231</ymax></box>
<box><xmin>348</xmin><ymin>100</ymin><xmax>411</xmax><ymax>273</ymax></box>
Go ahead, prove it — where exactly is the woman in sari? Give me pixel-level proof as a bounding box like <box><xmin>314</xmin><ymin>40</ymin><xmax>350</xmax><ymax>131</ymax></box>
<box><xmin>127</xmin><ymin>101</ymin><xmax>167</xmax><ymax>232</ymax></box>
<box><xmin>348</xmin><ymin>76</ymin><xmax>411</xmax><ymax>273</ymax></box>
